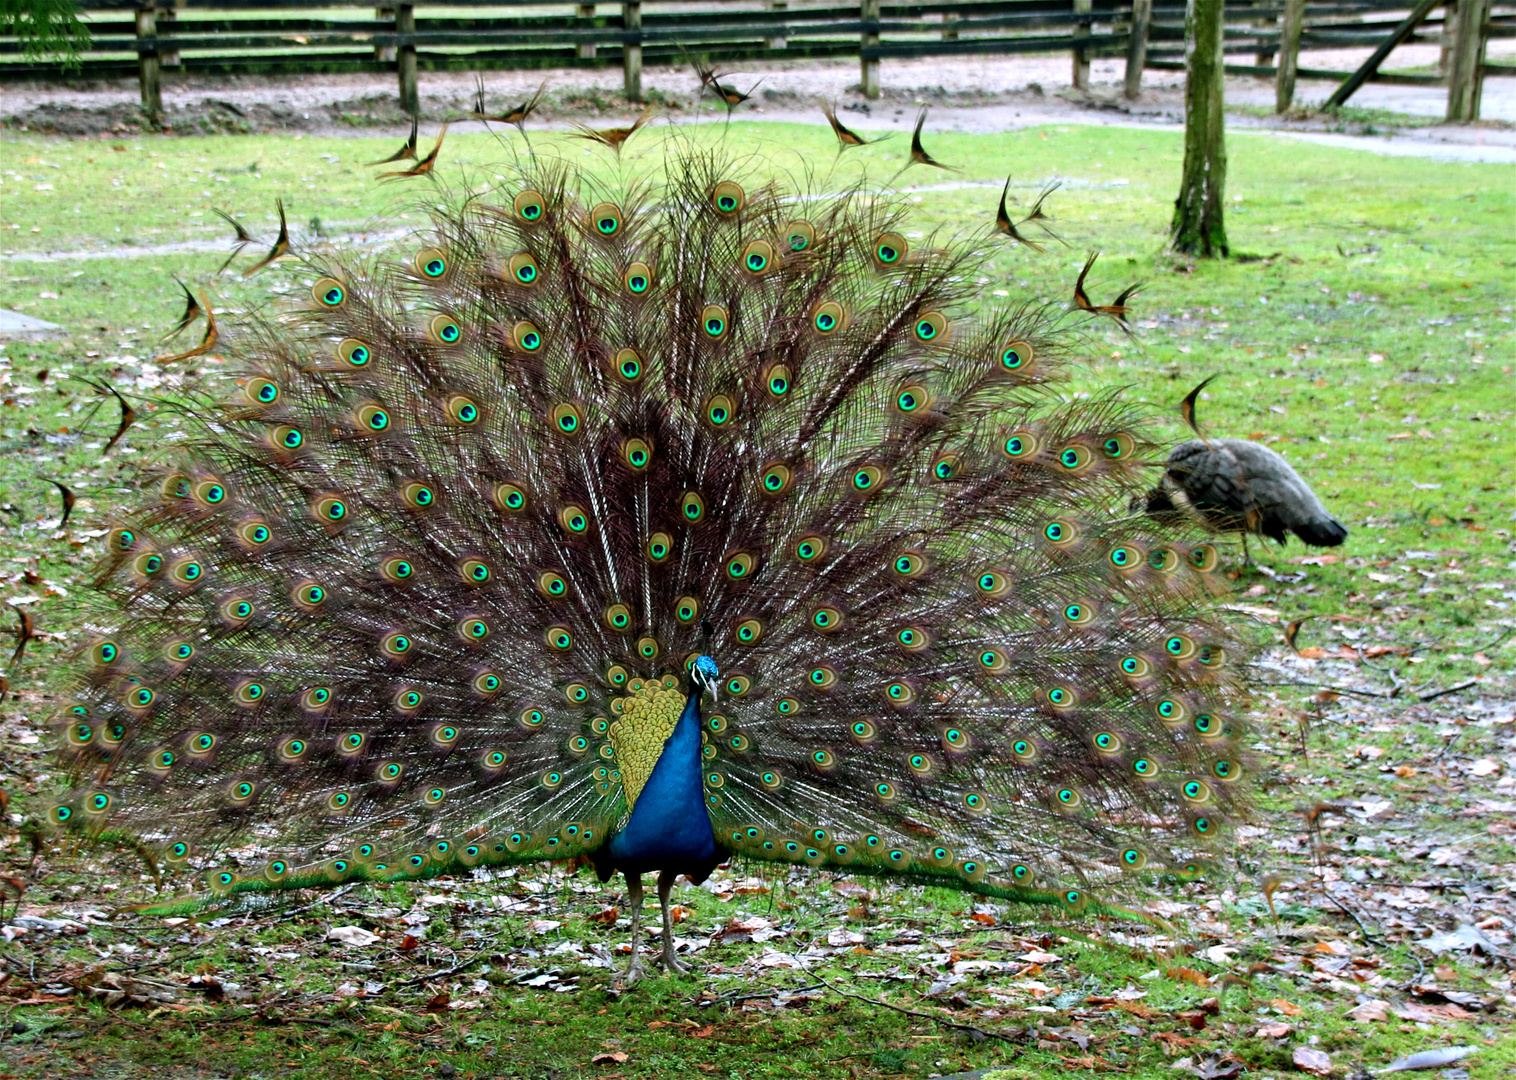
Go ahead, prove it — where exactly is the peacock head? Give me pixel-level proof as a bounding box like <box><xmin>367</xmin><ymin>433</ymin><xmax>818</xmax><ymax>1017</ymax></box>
<box><xmin>690</xmin><ymin>654</ymin><xmax>721</xmax><ymax>701</ymax></box>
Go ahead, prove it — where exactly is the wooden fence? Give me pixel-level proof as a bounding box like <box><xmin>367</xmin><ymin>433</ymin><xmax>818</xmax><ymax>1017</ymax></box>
<box><xmin>2</xmin><ymin>0</ymin><xmax>1510</xmax><ymax>120</ymax></box>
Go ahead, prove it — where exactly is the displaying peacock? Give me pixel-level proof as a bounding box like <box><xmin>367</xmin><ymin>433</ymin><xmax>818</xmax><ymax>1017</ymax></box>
<box><xmin>54</xmin><ymin>140</ymin><xmax>1249</xmax><ymax>984</ymax></box>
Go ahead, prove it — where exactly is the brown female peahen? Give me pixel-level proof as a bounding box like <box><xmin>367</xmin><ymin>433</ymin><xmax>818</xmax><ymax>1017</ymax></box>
<box><xmin>53</xmin><ymin>144</ymin><xmax>1248</xmax><ymax>985</ymax></box>
<box><xmin>1140</xmin><ymin>377</ymin><xmax>1349</xmax><ymax>561</ymax></box>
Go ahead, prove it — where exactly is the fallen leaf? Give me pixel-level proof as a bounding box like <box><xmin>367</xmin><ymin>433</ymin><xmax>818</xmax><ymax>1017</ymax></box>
<box><xmin>1344</xmin><ymin>999</ymin><xmax>1389</xmax><ymax>1022</ymax></box>
<box><xmin>327</xmin><ymin>926</ymin><xmax>379</xmax><ymax>947</ymax></box>
<box><xmin>1292</xmin><ymin>1046</ymin><xmax>1332</xmax><ymax>1076</ymax></box>
<box><xmin>592</xmin><ymin>1051</ymin><xmax>630</xmax><ymax>1065</ymax></box>
<box><xmin>1270</xmin><ymin>997</ymin><xmax>1302</xmax><ymax>1016</ymax></box>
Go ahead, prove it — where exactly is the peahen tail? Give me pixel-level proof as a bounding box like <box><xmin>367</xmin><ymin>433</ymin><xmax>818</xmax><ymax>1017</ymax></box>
<box><xmin>54</xmin><ymin>142</ymin><xmax>1248</xmax><ymax>918</ymax></box>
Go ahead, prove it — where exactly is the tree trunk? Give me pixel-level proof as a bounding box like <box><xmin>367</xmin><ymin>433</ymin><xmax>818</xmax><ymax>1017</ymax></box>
<box><xmin>1125</xmin><ymin>0</ymin><xmax>1152</xmax><ymax>100</ymax></box>
<box><xmin>1276</xmin><ymin>0</ymin><xmax>1305</xmax><ymax>113</ymax></box>
<box><xmin>1169</xmin><ymin>0</ymin><xmax>1228</xmax><ymax>258</ymax></box>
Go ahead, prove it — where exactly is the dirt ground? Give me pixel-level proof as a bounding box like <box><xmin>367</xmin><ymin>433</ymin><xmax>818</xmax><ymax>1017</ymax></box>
<box><xmin>2</xmin><ymin>48</ymin><xmax>1513</xmax><ymax>163</ymax></box>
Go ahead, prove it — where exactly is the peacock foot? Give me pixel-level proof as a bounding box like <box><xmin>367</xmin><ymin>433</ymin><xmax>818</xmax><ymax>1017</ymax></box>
<box><xmin>620</xmin><ymin>952</ymin><xmax>647</xmax><ymax>987</ymax></box>
<box><xmin>660</xmin><ymin>945</ymin><xmax>692</xmax><ymax>977</ymax></box>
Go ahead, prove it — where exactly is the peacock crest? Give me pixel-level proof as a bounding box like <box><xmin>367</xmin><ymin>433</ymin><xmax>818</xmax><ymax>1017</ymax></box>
<box><xmin>54</xmin><ymin>142</ymin><xmax>1249</xmax><ymax>957</ymax></box>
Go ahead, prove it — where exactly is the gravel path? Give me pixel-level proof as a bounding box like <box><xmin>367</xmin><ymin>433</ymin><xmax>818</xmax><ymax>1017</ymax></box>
<box><xmin>4</xmin><ymin>49</ymin><xmax>1512</xmax><ymax>162</ymax></box>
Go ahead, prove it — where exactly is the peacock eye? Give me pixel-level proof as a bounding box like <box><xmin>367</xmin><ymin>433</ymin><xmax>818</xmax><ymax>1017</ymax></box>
<box><xmin>514</xmin><ymin>190</ymin><xmax>546</xmax><ymax>222</ymax></box>
<box><xmin>914</xmin><ymin>311</ymin><xmax>948</xmax><ymax>342</ymax></box>
<box><xmin>589</xmin><ymin>202</ymin><xmax>622</xmax><ymax>235</ymax></box>
<box><xmin>894</xmin><ymin>384</ymin><xmax>930</xmax><ymax>414</ymax></box>
<box><xmin>741</xmin><ymin>240</ymin><xmax>774</xmax><ymax>275</ymax></box>
<box><xmin>415</xmin><ymin>248</ymin><xmax>447</xmax><ymax>278</ymax></box>
<box><xmin>785</xmin><ymin>220</ymin><xmax>815</xmax><ymax>252</ymax></box>
<box><xmin>622</xmin><ymin>261</ymin><xmax>653</xmax><ymax>295</ymax></box>
<box><xmin>507</xmin><ymin>252</ymin><xmax>539</xmax><ymax>285</ymax></box>
<box><xmin>613</xmin><ymin>348</ymin><xmax>644</xmax><ymax>383</ymax></box>
<box><xmin>812</xmin><ymin>301</ymin><xmax>845</xmax><ymax>335</ymax></box>
<box><xmin>313</xmin><ymin>277</ymin><xmax>345</xmax><ymax>307</ymax></box>
<box><xmin>999</xmin><ymin>340</ymin><xmax>1033</xmax><ymax>371</ymax></box>
<box><xmin>704</xmin><ymin>393</ymin><xmax>735</xmax><ymax>427</ymax></box>
<box><xmin>337</xmin><ymin>338</ymin><xmax>372</xmax><ymax>367</ymax></box>
<box><xmin>701</xmin><ymin>304</ymin><xmax>729</xmax><ymax>339</ymax></box>
<box><xmin>873</xmin><ymin>232</ymin><xmax>907</xmax><ymax>267</ymax></box>
<box><xmin>711</xmin><ymin>181</ymin><xmax>744</xmax><ymax>214</ymax></box>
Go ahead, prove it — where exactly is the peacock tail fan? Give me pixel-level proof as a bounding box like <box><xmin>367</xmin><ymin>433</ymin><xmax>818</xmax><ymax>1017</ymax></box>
<box><xmin>53</xmin><ymin>145</ymin><xmax>1248</xmax><ymax>920</ymax></box>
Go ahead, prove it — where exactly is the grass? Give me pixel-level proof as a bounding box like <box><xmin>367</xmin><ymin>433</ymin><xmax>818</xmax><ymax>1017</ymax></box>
<box><xmin>0</xmin><ymin>121</ymin><xmax>1512</xmax><ymax>1079</ymax></box>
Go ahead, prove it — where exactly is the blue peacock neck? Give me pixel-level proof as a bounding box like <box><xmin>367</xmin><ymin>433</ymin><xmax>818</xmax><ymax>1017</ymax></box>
<box><xmin>599</xmin><ymin>682</ymin><xmax>721</xmax><ymax>881</ymax></box>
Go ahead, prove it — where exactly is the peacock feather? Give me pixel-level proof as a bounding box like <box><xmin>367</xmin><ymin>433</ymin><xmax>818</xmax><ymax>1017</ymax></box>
<box><xmin>54</xmin><ymin>143</ymin><xmax>1248</xmax><ymax>981</ymax></box>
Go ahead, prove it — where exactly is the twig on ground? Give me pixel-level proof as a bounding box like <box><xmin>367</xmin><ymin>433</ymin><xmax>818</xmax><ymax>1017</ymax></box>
<box><xmin>393</xmin><ymin>934</ymin><xmax>500</xmax><ymax>988</ymax></box>
<box><xmin>1417</xmin><ymin>679</ymin><xmax>1481</xmax><ymax>703</ymax></box>
<box><xmin>811</xmin><ymin>973</ymin><xmax>1017</xmax><ymax>1043</ymax></box>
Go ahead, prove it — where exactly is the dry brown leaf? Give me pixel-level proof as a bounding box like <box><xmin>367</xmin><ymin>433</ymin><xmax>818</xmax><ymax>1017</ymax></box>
<box><xmin>1271</xmin><ymin>997</ymin><xmax>1302</xmax><ymax>1016</ymax></box>
<box><xmin>592</xmin><ymin>1051</ymin><xmax>630</xmax><ymax>1065</ymax></box>
<box><xmin>1293</xmin><ymin>1046</ymin><xmax>1332</xmax><ymax>1076</ymax></box>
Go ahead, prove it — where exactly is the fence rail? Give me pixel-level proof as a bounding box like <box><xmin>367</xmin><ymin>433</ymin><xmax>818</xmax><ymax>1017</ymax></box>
<box><xmin>2</xmin><ymin>0</ymin><xmax>1509</xmax><ymax>122</ymax></box>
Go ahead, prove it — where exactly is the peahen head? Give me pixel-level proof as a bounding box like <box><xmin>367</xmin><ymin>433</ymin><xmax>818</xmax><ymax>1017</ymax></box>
<box><xmin>689</xmin><ymin>655</ymin><xmax>720</xmax><ymax>701</ymax></box>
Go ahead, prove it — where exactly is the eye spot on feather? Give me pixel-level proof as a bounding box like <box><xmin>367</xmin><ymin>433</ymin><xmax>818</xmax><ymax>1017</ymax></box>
<box><xmin>741</xmin><ymin>240</ymin><xmax>774</xmax><ymax>276</ymax></box>
<box><xmin>784</xmin><ymin>220</ymin><xmax>815</xmax><ymax>252</ymax></box>
<box><xmin>415</xmin><ymin>248</ymin><xmax>447</xmax><ymax>279</ymax></box>
<box><xmin>513</xmin><ymin>321</ymin><xmax>543</xmax><ymax>352</ymax></box>
<box><xmin>613</xmin><ymin>348</ymin><xmax>644</xmax><ymax>382</ymax></box>
<box><xmin>932</xmin><ymin>453</ymin><xmax>961</xmax><ymax>480</ymax></box>
<box><xmin>914</xmin><ymin>311</ymin><xmax>948</xmax><ymax>343</ymax></box>
<box><xmin>647</xmin><ymin>531</ymin><xmax>673</xmax><ymax>562</ymax></box>
<box><xmin>760</xmin><ymin>463</ymin><xmax>792</xmax><ymax>494</ymax></box>
<box><xmin>700</xmin><ymin>304</ymin><xmax>729</xmax><ymax>339</ymax></box>
<box><xmin>680</xmin><ymin>491</ymin><xmax>705</xmax><ymax>524</ymax></box>
<box><xmin>872</xmin><ymin>232</ymin><xmax>907</xmax><ymax>267</ymax></box>
<box><xmin>1002</xmin><ymin>430</ymin><xmax>1039</xmax><ymax>459</ymax></box>
<box><xmin>709</xmin><ymin>181</ymin><xmax>746</xmax><ymax>215</ymax></box>
<box><xmin>447</xmin><ymin>395</ymin><xmax>480</xmax><ymax>424</ymax></box>
<box><xmin>429</xmin><ymin>314</ymin><xmax>461</xmax><ymax>345</ymax></box>
<box><xmin>312</xmin><ymin>277</ymin><xmax>345</xmax><ymax>308</ymax></box>
<box><xmin>812</xmin><ymin>301</ymin><xmax>845</xmax><ymax>335</ymax></box>
<box><xmin>513</xmin><ymin>189</ymin><xmax>546</xmax><ymax>222</ymax></box>
<box><xmin>622</xmin><ymin>261</ymin><xmax>653</xmax><ymax>295</ymax></box>
<box><xmin>1102</xmin><ymin>432</ymin><xmax>1135</xmax><ymax>459</ymax></box>
<box><xmin>507</xmin><ymin>252</ymin><xmax>539</xmax><ymax>285</ymax></box>
<box><xmin>589</xmin><ymin>202</ymin><xmax>623</xmax><ymax>236</ymax></box>
<box><xmin>765</xmin><ymin>364</ymin><xmax>791</xmax><ymax>398</ymax></box>
<box><xmin>1149</xmin><ymin>547</ymin><xmax>1181</xmax><ymax>574</ymax></box>
<box><xmin>999</xmin><ymin>340</ymin><xmax>1033</xmax><ymax>372</ymax></box>
<box><xmin>545</xmin><ymin>627</ymin><xmax>573</xmax><ymax>651</ymax></box>
<box><xmin>896</xmin><ymin>625</ymin><xmax>930</xmax><ymax>651</ymax></box>
<box><xmin>337</xmin><ymin>338</ymin><xmax>372</xmax><ymax>368</ymax></box>
<box><xmin>705</xmin><ymin>394</ymin><xmax>735</xmax><ymax>428</ymax></box>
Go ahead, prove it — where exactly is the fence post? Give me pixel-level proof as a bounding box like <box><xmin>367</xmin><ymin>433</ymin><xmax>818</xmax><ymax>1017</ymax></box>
<box><xmin>623</xmin><ymin>1</ymin><xmax>643</xmax><ymax>101</ymax></box>
<box><xmin>1125</xmin><ymin>0</ymin><xmax>1151</xmax><ymax>99</ymax></box>
<box><xmin>161</xmin><ymin>0</ymin><xmax>181</xmax><ymax>68</ymax></box>
<box><xmin>765</xmin><ymin>0</ymin><xmax>788</xmax><ymax>49</ymax></box>
<box><xmin>578</xmin><ymin>4</ymin><xmax>597</xmax><ymax>60</ymax></box>
<box><xmin>1072</xmin><ymin>0</ymin><xmax>1092</xmax><ymax>91</ymax></box>
<box><xmin>1439</xmin><ymin>0</ymin><xmax>1456</xmax><ymax>78</ymax></box>
<box><xmin>136</xmin><ymin>5</ymin><xmax>162</xmax><ymax>120</ymax></box>
<box><xmin>376</xmin><ymin>7</ymin><xmax>396</xmax><ymax>62</ymax></box>
<box><xmin>942</xmin><ymin>12</ymin><xmax>959</xmax><ymax>40</ymax></box>
<box><xmin>861</xmin><ymin>0</ymin><xmax>880</xmax><ymax>99</ymax></box>
<box><xmin>1275</xmin><ymin>0</ymin><xmax>1305</xmax><ymax>111</ymax></box>
<box><xmin>396</xmin><ymin>4</ymin><xmax>418</xmax><ymax>115</ymax></box>
<box><xmin>1446</xmin><ymin>0</ymin><xmax>1489</xmax><ymax>119</ymax></box>
<box><xmin>1254</xmin><ymin>0</ymin><xmax>1276</xmax><ymax>66</ymax></box>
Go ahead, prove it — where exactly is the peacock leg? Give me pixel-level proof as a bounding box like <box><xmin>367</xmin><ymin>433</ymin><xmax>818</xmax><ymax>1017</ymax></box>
<box><xmin>621</xmin><ymin>873</ymin><xmax>646</xmax><ymax>986</ymax></box>
<box><xmin>656</xmin><ymin>870</ymin><xmax>691</xmax><ymax>975</ymax></box>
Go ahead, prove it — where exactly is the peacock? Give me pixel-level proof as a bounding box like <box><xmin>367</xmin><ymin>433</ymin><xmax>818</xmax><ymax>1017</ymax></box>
<box><xmin>53</xmin><ymin>141</ymin><xmax>1249</xmax><ymax>985</ymax></box>
<box><xmin>1139</xmin><ymin>377</ymin><xmax>1348</xmax><ymax>561</ymax></box>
